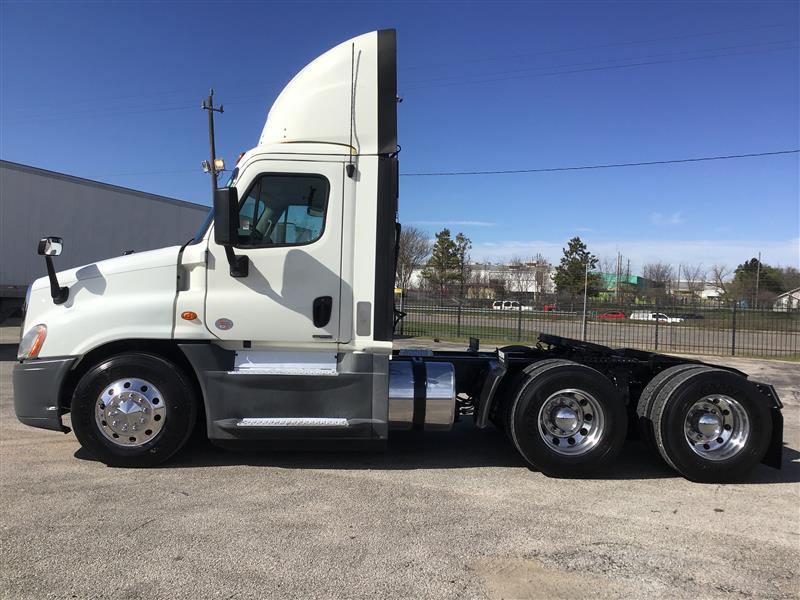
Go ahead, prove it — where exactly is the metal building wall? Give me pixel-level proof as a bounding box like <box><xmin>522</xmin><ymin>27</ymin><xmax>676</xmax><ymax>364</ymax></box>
<box><xmin>0</xmin><ymin>161</ymin><xmax>210</xmax><ymax>296</ymax></box>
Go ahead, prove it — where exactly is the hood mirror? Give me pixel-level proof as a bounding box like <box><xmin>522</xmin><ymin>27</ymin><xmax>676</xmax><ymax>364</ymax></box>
<box><xmin>37</xmin><ymin>237</ymin><xmax>68</xmax><ymax>304</ymax></box>
<box><xmin>37</xmin><ymin>237</ymin><xmax>63</xmax><ymax>257</ymax></box>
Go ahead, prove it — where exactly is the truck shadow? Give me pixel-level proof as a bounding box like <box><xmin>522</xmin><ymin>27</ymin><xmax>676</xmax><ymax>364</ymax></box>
<box><xmin>75</xmin><ymin>421</ymin><xmax>800</xmax><ymax>484</ymax></box>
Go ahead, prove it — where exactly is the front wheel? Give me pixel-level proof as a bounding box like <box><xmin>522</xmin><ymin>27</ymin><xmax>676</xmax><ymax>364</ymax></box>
<box><xmin>506</xmin><ymin>362</ymin><xmax>627</xmax><ymax>477</ymax></box>
<box><xmin>71</xmin><ymin>353</ymin><xmax>197</xmax><ymax>467</ymax></box>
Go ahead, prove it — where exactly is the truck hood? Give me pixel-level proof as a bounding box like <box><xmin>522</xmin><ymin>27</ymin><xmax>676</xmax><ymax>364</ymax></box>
<box><xmin>25</xmin><ymin>245</ymin><xmax>183</xmax><ymax>357</ymax></box>
<box><xmin>30</xmin><ymin>245</ymin><xmax>182</xmax><ymax>291</ymax></box>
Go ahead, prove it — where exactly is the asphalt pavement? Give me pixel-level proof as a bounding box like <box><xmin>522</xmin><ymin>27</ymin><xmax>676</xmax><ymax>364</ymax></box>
<box><xmin>0</xmin><ymin>334</ymin><xmax>798</xmax><ymax>599</ymax></box>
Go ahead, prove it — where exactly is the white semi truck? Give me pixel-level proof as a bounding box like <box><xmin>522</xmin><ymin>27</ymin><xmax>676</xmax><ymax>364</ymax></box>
<box><xmin>14</xmin><ymin>30</ymin><xmax>783</xmax><ymax>482</ymax></box>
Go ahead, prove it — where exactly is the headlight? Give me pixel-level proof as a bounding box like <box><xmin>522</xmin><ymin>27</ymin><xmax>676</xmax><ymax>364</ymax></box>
<box><xmin>18</xmin><ymin>324</ymin><xmax>47</xmax><ymax>360</ymax></box>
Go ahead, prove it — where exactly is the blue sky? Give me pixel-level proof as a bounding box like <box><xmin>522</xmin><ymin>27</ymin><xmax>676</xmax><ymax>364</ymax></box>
<box><xmin>2</xmin><ymin>0</ymin><xmax>798</xmax><ymax>273</ymax></box>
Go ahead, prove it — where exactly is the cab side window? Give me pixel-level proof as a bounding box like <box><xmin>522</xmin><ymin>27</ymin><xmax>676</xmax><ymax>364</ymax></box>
<box><xmin>236</xmin><ymin>174</ymin><xmax>329</xmax><ymax>248</ymax></box>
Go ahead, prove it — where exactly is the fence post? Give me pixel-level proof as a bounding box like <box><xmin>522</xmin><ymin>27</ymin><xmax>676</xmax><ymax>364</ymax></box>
<box><xmin>399</xmin><ymin>290</ymin><xmax>405</xmax><ymax>336</ymax></box>
<box><xmin>731</xmin><ymin>303</ymin><xmax>737</xmax><ymax>356</ymax></box>
<box><xmin>517</xmin><ymin>303</ymin><xmax>522</xmax><ymax>341</ymax></box>
<box><xmin>654</xmin><ymin>311</ymin><xmax>659</xmax><ymax>351</ymax></box>
<box><xmin>457</xmin><ymin>303</ymin><xmax>462</xmax><ymax>338</ymax></box>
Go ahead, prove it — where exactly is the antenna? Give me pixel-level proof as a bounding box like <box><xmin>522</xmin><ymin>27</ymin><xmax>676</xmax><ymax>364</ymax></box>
<box><xmin>346</xmin><ymin>43</ymin><xmax>356</xmax><ymax>179</ymax></box>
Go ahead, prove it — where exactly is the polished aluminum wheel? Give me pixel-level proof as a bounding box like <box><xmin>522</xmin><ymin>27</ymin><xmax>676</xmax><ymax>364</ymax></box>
<box><xmin>95</xmin><ymin>378</ymin><xmax>166</xmax><ymax>447</ymax></box>
<box><xmin>684</xmin><ymin>394</ymin><xmax>749</xmax><ymax>461</ymax></box>
<box><xmin>537</xmin><ymin>388</ymin><xmax>605</xmax><ymax>456</ymax></box>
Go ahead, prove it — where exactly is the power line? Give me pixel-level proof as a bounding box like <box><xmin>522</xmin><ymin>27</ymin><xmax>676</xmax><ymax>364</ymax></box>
<box><xmin>400</xmin><ymin>149</ymin><xmax>799</xmax><ymax>177</ymax></box>
<box><xmin>85</xmin><ymin>149</ymin><xmax>798</xmax><ymax>179</ymax></box>
<box><xmin>404</xmin><ymin>39</ymin><xmax>796</xmax><ymax>87</ymax></box>
<box><xmin>400</xmin><ymin>22</ymin><xmax>795</xmax><ymax>71</ymax></box>
<box><xmin>403</xmin><ymin>44</ymin><xmax>798</xmax><ymax>91</ymax></box>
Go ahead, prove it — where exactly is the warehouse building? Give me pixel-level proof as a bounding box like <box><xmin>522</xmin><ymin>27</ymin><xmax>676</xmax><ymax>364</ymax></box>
<box><xmin>0</xmin><ymin>160</ymin><xmax>209</xmax><ymax>311</ymax></box>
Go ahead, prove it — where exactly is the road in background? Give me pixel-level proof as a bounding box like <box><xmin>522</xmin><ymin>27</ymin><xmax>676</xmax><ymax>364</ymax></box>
<box><xmin>401</xmin><ymin>305</ymin><xmax>800</xmax><ymax>358</ymax></box>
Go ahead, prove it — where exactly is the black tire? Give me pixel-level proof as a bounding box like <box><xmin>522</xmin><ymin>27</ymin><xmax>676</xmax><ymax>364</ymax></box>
<box><xmin>636</xmin><ymin>364</ymin><xmax>710</xmax><ymax>454</ymax></box>
<box><xmin>506</xmin><ymin>362</ymin><xmax>627</xmax><ymax>477</ymax></box>
<box><xmin>651</xmin><ymin>368</ymin><xmax>772</xmax><ymax>482</ymax></box>
<box><xmin>492</xmin><ymin>359</ymin><xmax>572</xmax><ymax>436</ymax></box>
<box><xmin>71</xmin><ymin>353</ymin><xmax>198</xmax><ymax>467</ymax></box>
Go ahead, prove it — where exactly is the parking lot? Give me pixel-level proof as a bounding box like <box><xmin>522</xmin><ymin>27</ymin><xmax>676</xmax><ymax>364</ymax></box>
<box><xmin>1</xmin><ymin>330</ymin><xmax>798</xmax><ymax>599</ymax></box>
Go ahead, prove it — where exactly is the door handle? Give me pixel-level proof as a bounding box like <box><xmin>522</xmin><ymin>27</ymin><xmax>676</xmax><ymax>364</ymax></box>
<box><xmin>313</xmin><ymin>296</ymin><xmax>333</xmax><ymax>328</ymax></box>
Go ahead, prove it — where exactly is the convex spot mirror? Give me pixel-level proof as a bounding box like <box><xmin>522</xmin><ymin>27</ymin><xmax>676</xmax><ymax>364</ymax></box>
<box><xmin>37</xmin><ymin>237</ymin><xmax>63</xmax><ymax>256</ymax></box>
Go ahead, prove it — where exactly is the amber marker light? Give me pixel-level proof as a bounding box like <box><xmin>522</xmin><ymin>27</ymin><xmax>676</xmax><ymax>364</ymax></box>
<box><xmin>181</xmin><ymin>311</ymin><xmax>198</xmax><ymax>321</ymax></box>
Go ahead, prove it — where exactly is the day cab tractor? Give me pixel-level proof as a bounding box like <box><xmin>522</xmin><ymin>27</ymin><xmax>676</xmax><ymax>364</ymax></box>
<box><xmin>14</xmin><ymin>30</ymin><xmax>783</xmax><ymax>482</ymax></box>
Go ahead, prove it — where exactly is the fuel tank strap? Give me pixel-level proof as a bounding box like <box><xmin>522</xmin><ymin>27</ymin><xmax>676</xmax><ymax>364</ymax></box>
<box><xmin>411</xmin><ymin>357</ymin><xmax>427</xmax><ymax>430</ymax></box>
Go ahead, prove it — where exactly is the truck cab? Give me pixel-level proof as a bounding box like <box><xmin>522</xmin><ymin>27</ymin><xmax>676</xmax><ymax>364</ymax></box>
<box><xmin>13</xmin><ymin>30</ymin><xmax>783</xmax><ymax>482</ymax></box>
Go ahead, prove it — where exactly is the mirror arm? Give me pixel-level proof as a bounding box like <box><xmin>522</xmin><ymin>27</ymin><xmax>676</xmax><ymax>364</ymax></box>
<box><xmin>44</xmin><ymin>256</ymin><xmax>69</xmax><ymax>304</ymax></box>
<box><xmin>224</xmin><ymin>246</ymin><xmax>249</xmax><ymax>278</ymax></box>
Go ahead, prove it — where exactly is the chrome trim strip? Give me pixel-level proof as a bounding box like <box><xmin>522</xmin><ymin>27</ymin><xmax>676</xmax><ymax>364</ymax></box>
<box><xmin>236</xmin><ymin>417</ymin><xmax>349</xmax><ymax>428</ymax></box>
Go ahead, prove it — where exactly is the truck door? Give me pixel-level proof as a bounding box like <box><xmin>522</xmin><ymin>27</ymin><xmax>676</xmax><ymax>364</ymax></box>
<box><xmin>205</xmin><ymin>160</ymin><xmax>346</xmax><ymax>344</ymax></box>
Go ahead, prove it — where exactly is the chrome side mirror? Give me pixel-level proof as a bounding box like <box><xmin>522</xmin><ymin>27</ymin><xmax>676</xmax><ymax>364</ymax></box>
<box><xmin>37</xmin><ymin>237</ymin><xmax>63</xmax><ymax>256</ymax></box>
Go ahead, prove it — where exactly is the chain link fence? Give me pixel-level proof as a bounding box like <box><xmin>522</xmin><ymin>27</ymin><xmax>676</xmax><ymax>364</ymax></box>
<box><xmin>396</xmin><ymin>292</ymin><xmax>800</xmax><ymax>359</ymax></box>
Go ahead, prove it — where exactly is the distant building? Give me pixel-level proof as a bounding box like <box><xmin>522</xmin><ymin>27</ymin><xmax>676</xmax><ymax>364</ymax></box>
<box><xmin>1</xmin><ymin>160</ymin><xmax>209</xmax><ymax>302</ymax></box>
<box><xmin>671</xmin><ymin>279</ymin><xmax>725</xmax><ymax>300</ymax></box>
<box><xmin>597</xmin><ymin>273</ymin><xmax>653</xmax><ymax>298</ymax></box>
<box><xmin>773</xmin><ymin>287</ymin><xmax>800</xmax><ymax>312</ymax></box>
<box><xmin>407</xmin><ymin>260</ymin><xmax>555</xmax><ymax>299</ymax></box>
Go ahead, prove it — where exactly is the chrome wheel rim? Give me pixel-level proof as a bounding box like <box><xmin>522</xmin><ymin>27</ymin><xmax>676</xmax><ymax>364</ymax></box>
<box><xmin>684</xmin><ymin>394</ymin><xmax>749</xmax><ymax>461</ymax></box>
<box><xmin>95</xmin><ymin>378</ymin><xmax>166</xmax><ymax>447</ymax></box>
<box><xmin>537</xmin><ymin>388</ymin><xmax>605</xmax><ymax>456</ymax></box>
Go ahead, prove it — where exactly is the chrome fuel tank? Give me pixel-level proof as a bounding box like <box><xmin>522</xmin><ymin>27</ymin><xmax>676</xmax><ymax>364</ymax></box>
<box><xmin>388</xmin><ymin>360</ymin><xmax>456</xmax><ymax>431</ymax></box>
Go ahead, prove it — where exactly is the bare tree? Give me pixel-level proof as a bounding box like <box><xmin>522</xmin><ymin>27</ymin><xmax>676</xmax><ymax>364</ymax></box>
<box><xmin>597</xmin><ymin>256</ymin><xmax>616</xmax><ymax>274</ymax></box>
<box><xmin>505</xmin><ymin>256</ymin><xmax>538</xmax><ymax>297</ymax></box>
<box><xmin>642</xmin><ymin>261</ymin><xmax>674</xmax><ymax>296</ymax></box>
<box><xmin>395</xmin><ymin>226</ymin><xmax>431</xmax><ymax>292</ymax></box>
<box><xmin>710</xmin><ymin>264</ymin><xmax>731</xmax><ymax>297</ymax></box>
<box><xmin>531</xmin><ymin>253</ymin><xmax>552</xmax><ymax>298</ymax></box>
<box><xmin>468</xmin><ymin>266</ymin><xmax>504</xmax><ymax>300</ymax></box>
<box><xmin>680</xmin><ymin>263</ymin><xmax>707</xmax><ymax>297</ymax></box>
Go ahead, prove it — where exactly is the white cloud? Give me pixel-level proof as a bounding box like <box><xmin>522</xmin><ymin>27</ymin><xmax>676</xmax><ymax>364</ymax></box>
<box><xmin>470</xmin><ymin>238</ymin><xmax>800</xmax><ymax>273</ymax></box>
<box><xmin>408</xmin><ymin>220</ymin><xmax>496</xmax><ymax>227</ymax></box>
<box><xmin>650</xmin><ymin>211</ymin><xmax>686</xmax><ymax>226</ymax></box>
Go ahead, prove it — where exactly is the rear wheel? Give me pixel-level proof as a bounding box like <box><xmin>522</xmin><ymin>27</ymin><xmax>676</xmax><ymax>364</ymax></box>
<box><xmin>506</xmin><ymin>362</ymin><xmax>627</xmax><ymax>477</ymax></box>
<box><xmin>71</xmin><ymin>353</ymin><xmax>197</xmax><ymax>467</ymax></box>
<box><xmin>651</xmin><ymin>368</ymin><xmax>771</xmax><ymax>482</ymax></box>
<box><xmin>492</xmin><ymin>359</ymin><xmax>572</xmax><ymax>434</ymax></box>
<box><xmin>636</xmin><ymin>364</ymin><xmax>709</xmax><ymax>454</ymax></box>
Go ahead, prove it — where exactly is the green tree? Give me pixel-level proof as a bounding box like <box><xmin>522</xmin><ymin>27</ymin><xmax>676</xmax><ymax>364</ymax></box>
<box><xmin>421</xmin><ymin>228</ymin><xmax>460</xmax><ymax>299</ymax></box>
<box><xmin>729</xmin><ymin>258</ymin><xmax>785</xmax><ymax>305</ymax></box>
<box><xmin>454</xmin><ymin>232</ymin><xmax>472</xmax><ymax>297</ymax></box>
<box><xmin>553</xmin><ymin>237</ymin><xmax>602</xmax><ymax>296</ymax></box>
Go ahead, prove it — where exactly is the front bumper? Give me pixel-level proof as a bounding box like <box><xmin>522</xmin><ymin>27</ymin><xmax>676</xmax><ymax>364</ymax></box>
<box><xmin>13</xmin><ymin>357</ymin><xmax>76</xmax><ymax>433</ymax></box>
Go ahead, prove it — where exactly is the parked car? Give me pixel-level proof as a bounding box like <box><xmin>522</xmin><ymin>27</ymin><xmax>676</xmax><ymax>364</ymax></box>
<box><xmin>492</xmin><ymin>300</ymin><xmax>532</xmax><ymax>311</ymax></box>
<box><xmin>543</xmin><ymin>303</ymin><xmax>557</xmax><ymax>312</ymax></box>
<box><xmin>629</xmin><ymin>311</ymin><xmax>684</xmax><ymax>323</ymax></box>
<box><xmin>597</xmin><ymin>310</ymin><xmax>626</xmax><ymax>320</ymax></box>
<box><xmin>678</xmin><ymin>312</ymin><xmax>705</xmax><ymax>320</ymax></box>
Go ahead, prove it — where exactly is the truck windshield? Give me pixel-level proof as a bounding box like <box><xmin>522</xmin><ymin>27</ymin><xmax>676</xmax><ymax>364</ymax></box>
<box><xmin>192</xmin><ymin>209</ymin><xmax>214</xmax><ymax>242</ymax></box>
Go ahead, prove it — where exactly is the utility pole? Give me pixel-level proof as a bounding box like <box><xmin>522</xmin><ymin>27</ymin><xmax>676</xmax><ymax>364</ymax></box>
<box><xmin>754</xmin><ymin>251</ymin><xmax>761</xmax><ymax>309</ymax></box>
<box><xmin>202</xmin><ymin>89</ymin><xmax>224</xmax><ymax>195</ymax></box>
